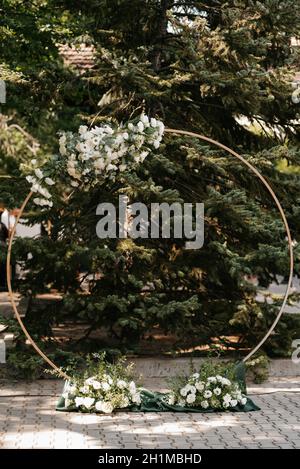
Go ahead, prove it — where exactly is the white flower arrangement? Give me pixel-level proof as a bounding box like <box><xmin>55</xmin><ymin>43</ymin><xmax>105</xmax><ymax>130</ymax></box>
<box><xmin>25</xmin><ymin>114</ymin><xmax>164</xmax><ymax>208</ymax></box>
<box><xmin>60</xmin><ymin>354</ymin><xmax>142</xmax><ymax>414</ymax></box>
<box><xmin>167</xmin><ymin>367</ymin><xmax>248</xmax><ymax>410</ymax></box>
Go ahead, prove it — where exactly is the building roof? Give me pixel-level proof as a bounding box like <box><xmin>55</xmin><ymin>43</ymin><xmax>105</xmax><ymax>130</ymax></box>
<box><xmin>59</xmin><ymin>44</ymin><xmax>95</xmax><ymax>71</ymax></box>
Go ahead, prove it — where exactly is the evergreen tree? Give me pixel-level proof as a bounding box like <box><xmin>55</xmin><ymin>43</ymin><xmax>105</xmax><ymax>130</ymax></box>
<box><xmin>1</xmin><ymin>0</ymin><xmax>300</xmax><ymax>359</ymax></box>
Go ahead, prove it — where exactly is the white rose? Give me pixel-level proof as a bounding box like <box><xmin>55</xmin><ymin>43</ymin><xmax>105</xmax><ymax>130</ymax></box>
<box><xmin>83</xmin><ymin>397</ymin><xmax>95</xmax><ymax>409</ymax></box>
<box><xmin>168</xmin><ymin>394</ymin><xmax>175</xmax><ymax>405</ymax></box>
<box><xmin>92</xmin><ymin>381</ymin><xmax>102</xmax><ymax>390</ymax></box>
<box><xmin>59</xmin><ymin>135</ymin><xmax>67</xmax><ymax>155</ymax></box>
<box><xmin>140</xmin><ymin>114</ymin><xmax>149</xmax><ymax>126</ymax></box>
<box><xmin>79</xmin><ymin>386</ymin><xmax>89</xmax><ymax>394</ymax></box>
<box><xmin>230</xmin><ymin>399</ymin><xmax>238</xmax><ymax>408</ymax></box>
<box><xmin>109</xmin><ymin>152</ymin><xmax>118</xmax><ymax>161</ymax></box>
<box><xmin>186</xmin><ymin>385</ymin><xmax>196</xmax><ymax>394</ymax></box>
<box><xmin>204</xmin><ymin>390</ymin><xmax>212</xmax><ymax>399</ymax></box>
<box><xmin>76</xmin><ymin>142</ymin><xmax>87</xmax><ymax>153</ymax></box>
<box><xmin>207</xmin><ymin>377</ymin><xmax>217</xmax><ymax>384</ymax></box>
<box><xmin>139</xmin><ymin>151</ymin><xmax>149</xmax><ymax>162</ymax></box>
<box><xmin>115</xmin><ymin>134</ymin><xmax>124</xmax><ymax>145</ymax></box>
<box><xmin>32</xmin><ymin>183</ymin><xmax>42</xmax><ymax>193</ymax></box>
<box><xmin>79</xmin><ymin>125</ymin><xmax>88</xmax><ymax>134</ymax></box>
<box><xmin>101</xmin><ymin>402</ymin><xmax>114</xmax><ymax>414</ymax></box>
<box><xmin>180</xmin><ymin>387</ymin><xmax>188</xmax><ymax>397</ymax></box>
<box><xmin>104</xmin><ymin>125</ymin><xmax>113</xmax><ymax>135</ymax></box>
<box><xmin>222</xmin><ymin>378</ymin><xmax>231</xmax><ymax>386</ymax></box>
<box><xmin>33</xmin><ymin>198</ymin><xmax>42</xmax><ymax>206</ymax></box>
<box><xmin>117</xmin><ymin>380</ymin><xmax>127</xmax><ymax>389</ymax></box>
<box><xmin>223</xmin><ymin>401</ymin><xmax>229</xmax><ymax>409</ymax></box>
<box><xmin>31</xmin><ymin>159</ymin><xmax>37</xmax><ymax>165</ymax></box>
<box><xmin>153</xmin><ymin>140</ymin><xmax>160</xmax><ymax>149</ymax></box>
<box><xmin>91</xmin><ymin>126</ymin><xmax>103</xmax><ymax>136</ymax></box>
<box><xmin>193</xmin><ymin>373</ymin><xmax>200</xmax><ymax>379</ymax></box>
<box><xmin>101</xmin><ymin>382</ymin><xmax>110</xmax><ymax>392</ymax></box>
<box><xmin>129</xmin><ymin>381</ymin><xmax>136</xmax><ymax>394</ymax></box>
<box><xmin>66</xmin><ymin>385</ymin><xmax>76</xmax><ymax>394</ymax></box>
<box><xmin>157</xmin><ymin>121</ymin><xmax>165</xmax><ymax>134</ymax></box>
<box><xmin>106</xmin><ymin>163</ymin><xmax>117</xmax><ymax>171</ymax></box>
<box><xmin>137</xmin><ymin>121</ymin><xmax>144</xmax><ymax>133</ymax></box>
<box><xmin>132</xmin><ymin>393</ymin><xmax>141</xmax><ymax>405</ymax></box>
<box><xmin>195</xmin><ymin>382</ymin><xmax>205</xmax><ymax>392</ymax></box>
<box><xmin>34</xmin><ymin>168</ymin><xmax>43</xmax><ymax>179</ymax></box>
<box><xmin>178</xmin><ymin>399</ymin><xmax>185</xmax><ymax>407</ymax></box>
<box><xmin>94</xmin><ymin>159</ymin><xmax>106</xmax><ymax>171</ymax></box>
<box><xmin>45</xmin><ymin>177</ymin><xmax>55</xmax><ymax>186</ymax></box>
<box><xmin>26</xmin><ymin>175</ymin><xmax>36</xmax><ymax>184</ymax></box>
<box><xmin>67</xmin><ymin>166</ymin><xmax>77</xmax><ymax>178</ymax></box>
<box><xmin>201</xmin><ymin>400</ymin><xmax>209</xmax><ymax>409</ymax></box>
<box><xmin>85</xmin><ymin>376</ymin><xmax>96</xmax><ymax>385</ymax></box>
<box><xmin>186</xmin><ymin>393</ymin><xmax>196</xmax><ymax>404</ymax></box>
<box><xmin>92</xmin><ymin>136</ymin><xmax>102</xmax><ymax>147</ymax></box>
<box><xmin>38</xmin><ymin>187</ymin><xmax>51</xmax><ymax>199</ymax></box>
<box><xmin>150</xmin><ymin>118</ymin><xmax>157</xmax><ymax>127</ymax></box>
<box><xmin>223</xmin><ymin>393</ymin><xmax>232</xmax><ymax>403</ymax></box>
<box><xmin>75</xmin><ymin>397</ymin><xmax>84</xmax><ymax>407</ymax></box>
<box><xmin>213</xmin><ymin>387</ymin><xmax>221</xmax><ymax>396</ymax></box>
<box><xmin>95</xmin><ymin>401</ymin><xmax>104</xmax><ymax>412</ymax></box>
<box><xmin>240</xmin><ymin>397</ymin><xmax>247</xmax><ymax>406</ymax></box>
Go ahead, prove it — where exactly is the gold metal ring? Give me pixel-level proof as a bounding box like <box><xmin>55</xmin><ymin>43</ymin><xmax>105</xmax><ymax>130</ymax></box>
<box><xmin>6</xmin><ymin>129</ymin><xmax>294</xmax><ymax>379</ymax></box>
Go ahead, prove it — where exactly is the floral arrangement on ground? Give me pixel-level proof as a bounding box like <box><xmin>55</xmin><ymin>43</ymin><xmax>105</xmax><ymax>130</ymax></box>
<box><xmin>56</xmin><ymin>353</ymin><xmax>142</xmax><ymax>414</ymax></box>
<box><xmin>166</xmin><ymin>361</ymin><xmax>248</xmax><ymax>410</ymax></box>
<box><xmin>56</xmin><ymin>354</ymin><xmax>259</xmax><ymax>414</ymax></box>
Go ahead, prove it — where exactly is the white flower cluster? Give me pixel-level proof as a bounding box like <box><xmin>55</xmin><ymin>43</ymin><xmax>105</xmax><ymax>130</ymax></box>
<box><xmin>26</xmin><ymin>161</ymin><xmax>55</xmax><ymax>207</ymax></box>
<box><xmin>26</xmin><ymin>115</ymin><xmax>165</xmax><ymax>207</ymax></box>
<box><xmin>168</xmin><ymin>372</ymin><xmax>247</xmax><ymax>410</ymax></box>
<box><xmin>62</xmin><ymin>374</ymin><xmax>141</xmax><ymax>414</ymax></box>
<box><xmin>62</xmin><ymin>114</ymin><xmax>164</xmax><ymax>185</ymax></box>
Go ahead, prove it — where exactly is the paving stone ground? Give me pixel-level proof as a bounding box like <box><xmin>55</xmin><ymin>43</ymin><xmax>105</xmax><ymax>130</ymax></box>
<box><xmin>0</xmin><ymin>378</ymin><xmax>299</xmax><ymax>449</ymax></box>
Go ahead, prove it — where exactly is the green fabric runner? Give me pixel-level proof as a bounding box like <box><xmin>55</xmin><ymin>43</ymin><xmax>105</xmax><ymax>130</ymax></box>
<box><xmin>56</xmin><ymin>362</ymin><xmax>260</xmax><ymax>413</ymax></box>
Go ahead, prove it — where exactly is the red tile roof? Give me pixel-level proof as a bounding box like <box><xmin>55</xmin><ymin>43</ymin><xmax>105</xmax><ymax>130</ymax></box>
<box><xmin>59</xmin><ymin>44</ymin><xmax>95</xmax><ymax>71</ymax></box>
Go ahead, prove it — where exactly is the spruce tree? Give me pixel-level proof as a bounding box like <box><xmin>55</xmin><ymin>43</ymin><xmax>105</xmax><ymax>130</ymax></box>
<box><xmin>1</xmin><ymin>1</ymin><xmax>300</xmax><ymax>359</ymax></box>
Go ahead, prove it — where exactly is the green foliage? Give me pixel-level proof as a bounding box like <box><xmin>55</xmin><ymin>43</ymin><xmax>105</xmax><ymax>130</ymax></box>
<box><xmin>245</xmin><ymin>354</ymin><xmax>270</xmax><ymax>384</ymax></box>
<box><xmin>52</xmin><ymin>351</ymin><xmax>136</xmax><ymax>383</ymax></box>
<box><xmin>5</xmin><ymin>350</ymin><xmax>46</xmax><ymax>380</ymax></box>
<box><xmin>168</xmin><ymin>359</ymin><xmax>238</xmax><ymax>390</ymax></box>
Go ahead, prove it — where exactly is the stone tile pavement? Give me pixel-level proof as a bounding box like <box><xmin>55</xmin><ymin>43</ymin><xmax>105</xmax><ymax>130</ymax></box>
<box><xmin>0</xmin><ymin>378</ymin><xmax>300</xmax><ymax>449</ymax></box>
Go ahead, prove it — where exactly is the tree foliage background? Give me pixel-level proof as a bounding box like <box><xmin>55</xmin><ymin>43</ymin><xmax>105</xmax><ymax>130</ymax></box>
<box><xmin>1</xmin><ymin>0</ymin><xmax>300</xmax><ymax>364</ymax></box>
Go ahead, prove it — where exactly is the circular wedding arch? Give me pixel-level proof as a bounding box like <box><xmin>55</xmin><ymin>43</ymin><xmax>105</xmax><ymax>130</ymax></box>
<box><xmin>6</xmin><ymin>128</ymin><xmax>294</xmax><ymax>381</ymax></box>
